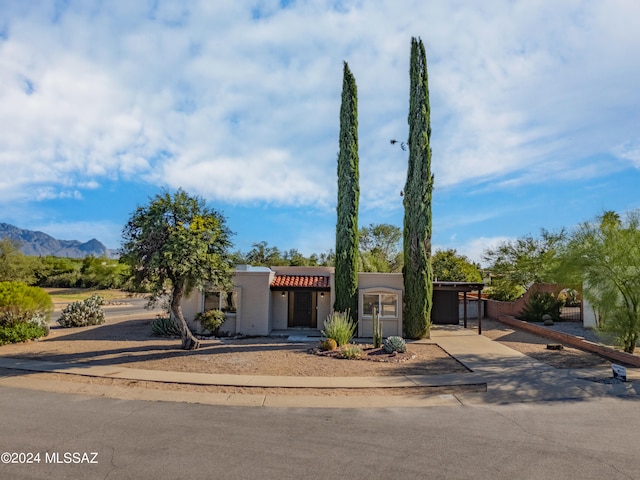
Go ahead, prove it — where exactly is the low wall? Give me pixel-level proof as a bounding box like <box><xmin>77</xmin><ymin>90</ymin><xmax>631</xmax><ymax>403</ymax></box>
<box><xmin>485</xmin><ymin>283</ymin><xmax>563</xmax><ymax>320</ymax></box>
<box><xmin>495</xmin><ymin>315</ymin><xmax>640</xmax><ymax>368</ymax></box>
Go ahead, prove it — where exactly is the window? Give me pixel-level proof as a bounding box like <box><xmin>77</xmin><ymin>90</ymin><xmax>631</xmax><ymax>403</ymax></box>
<box><xmin>204</xmin><ymin>291</ymin><xmax>237</xmax><ymax>313</ymax></box>
<box><xmin>362</xmin><ymin>293</ymin><xmax>398</xmax><ymax>318</ymax></box>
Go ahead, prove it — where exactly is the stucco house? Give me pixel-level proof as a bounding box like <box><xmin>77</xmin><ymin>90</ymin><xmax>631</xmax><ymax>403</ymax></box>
<box><xmin>181</xmin><ymin>265</ymin><xmax>483</xmax><ymax>338</ymax></box>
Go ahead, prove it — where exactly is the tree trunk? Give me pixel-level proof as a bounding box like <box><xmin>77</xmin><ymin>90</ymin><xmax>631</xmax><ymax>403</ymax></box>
<box><xmin>171</xmin><ymin>284</ymin><xmax>201</xmax><ymax>350</ymax></box>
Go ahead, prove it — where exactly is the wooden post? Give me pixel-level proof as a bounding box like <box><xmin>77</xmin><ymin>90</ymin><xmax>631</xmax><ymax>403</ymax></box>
<box><xmin>463</xmin><ymin>291</ymin><xmax>468</xmax><ymax>328</ymax></box>
<box><xmin>477</xmin><ymin>290</ymin><xmax>482</xmax><ymax>335</ymax></box>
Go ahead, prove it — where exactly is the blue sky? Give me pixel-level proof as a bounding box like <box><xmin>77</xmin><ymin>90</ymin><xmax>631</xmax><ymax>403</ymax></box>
<box><xmin>1</xmin><ymin>0</ymin><xmax>639</xmax><ymax>264</ymax></box>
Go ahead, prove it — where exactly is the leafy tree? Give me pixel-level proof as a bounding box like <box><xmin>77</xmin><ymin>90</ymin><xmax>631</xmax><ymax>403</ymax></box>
<box><xmin>79</xmin><ymin>255</ymin><xmax>129</xmax><ymax>289</ymax></box>
<box><xmin>432</xmin><ymin>249</ymin><xmax>482</xmax><ymax>282</ymax></box>
<box><xmin>121</xmin><ymin>189</ymin><xmax>234</xmax><ymax>350</ymax></box>
<box><xmin>35</xmin><ymin>256</ymin><xmax>80</xmax><ymax>287</ymax></box>
<box><xmin>283</xmin><ymin>249</ymin><xmax>309</xmax><ymax>266</ymax></box>
<box><xmin>318</xmin><ymin>250</ymin><xmax>335</xmax><ymax>267</ymax></box>
<box><xmin>482</xmin><ymin>228</ymin><xmax>566</xmax><ymax>300</ymax></box>
<box><xmin>245</xmin><ymin>241</ymin><xmax>286</xmax><ymax>266</ymax></box>
<box><xmin>334</xmin><ymin>61</ymin><xmax>359</xmax><ymax>319</ymax></box>
<box><xmin>403</xmin><ymin>37</ymin><xmax>434</xmax><ymax>339</ymax></box>
<box><xmin>560</xmin><ymin>210</ymin><xmax>640</xmax><ymax>353</ymax></box>
<box><xmin>359</xmin><ymin>223</ymin><xmax>403</xmax><ymax>273</ymax></box>
<box><xmin>0</xmin><ymin>239</ymin><xmax>39</xmax><ymax>284</ymax></box>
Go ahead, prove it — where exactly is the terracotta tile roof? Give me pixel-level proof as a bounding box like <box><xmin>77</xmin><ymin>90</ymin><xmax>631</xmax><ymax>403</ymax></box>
<box><xmin>271</xmin><ymin>275</ymin><xmax>330</xmax><ymax>290</ymax></box>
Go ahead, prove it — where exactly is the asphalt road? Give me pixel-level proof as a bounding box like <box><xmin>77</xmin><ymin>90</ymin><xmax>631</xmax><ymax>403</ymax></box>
<box><xmin>0</xmin><ymin>386</ymin><xmax>638</xmax><ymax>480</ymax></box>
<box><xmin>50</xmin><ymin>297</ymin><xmax>164</xmax><ymax>323</ymax></box>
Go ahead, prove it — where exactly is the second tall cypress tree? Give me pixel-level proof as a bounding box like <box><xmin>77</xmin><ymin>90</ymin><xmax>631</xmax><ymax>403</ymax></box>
<box><xmin>334</xmin><ymin>62</ymin><xmax>359</xmax><ymax>320</ymax></box>
<box><xmin>403</xmin><ymin>37</ymin><xmax>434</xmax><ymax>339</ymax></box>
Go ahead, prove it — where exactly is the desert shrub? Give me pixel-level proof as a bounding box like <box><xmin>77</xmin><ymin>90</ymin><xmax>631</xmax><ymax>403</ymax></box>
<box><xmin>194</xmin><ymin>309</ymin><xmax>225</xmax><ymax>335</ymax></box>
<box><xmin>57</xmin><ymin>294</ymin><xmax>105</xmax><ymax>328</ymax></box>
<box><xmin>558</xmin><ymin>288</ymin><xmax>580</xmax><ymax>307</ymax></box>
<box><xmin>0</xmin><ymin>281</ymin><xmax>53</xmax><ymax>327</ymax></box>
<box><xmin>320</xmin><ymin>338</ymin><xmax>337</xmax><ymax>351</ymax></box>
<box><xmin>322</xmin><ymin>310</ymin><xmax>356</xmax><ymax>346</ymax></box>
<box><xmin>151</xmin><ymin>316</ymin><xmax>182</xmax><ymax>337</ymax></box>
<box><xmin>338</xmin><ymin>344</ymin><xmax>363</xmax><ymax>359</ymax></box>
<box><xmin>520</xmin><ymin>291</ymin><xmax>564</xmax><ymax>322</ymax></box>
<box><xmin>0</xmin><ymin>322</ymin><xmax>47</xmax><ymax>345</ymax></box>
<box><xmin>383</xmin><ymin>336</ymin><xmax>407</xmax><ymax>353</ymax></box>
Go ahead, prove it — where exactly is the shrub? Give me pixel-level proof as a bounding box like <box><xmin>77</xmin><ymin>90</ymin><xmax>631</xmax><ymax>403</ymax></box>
<box><xmin>194</xmin><ymin>309</ymin><xmax>225</xmax><ymax>335</ymax></box>
<box><xmin>338</xmin><ymin>344</ymin><xmax>363</xmax><ymax>359</ymax></box>
<box><xmin>57</xmin><ymin>294</ymin><xmax>105</xmax><ymax>328</ymax></box>
<box><xmin>558</xmin><ymin>288</ymin><xmax>580</xmax><ymax>307</ymax></box>
<box><xmin>0</xmin><ymin>322</ymin><xmax>47</xmax><ymax>345</ymax></box>
<box><xmin>322</xmin><ymin>310</ymin><xmax>357</xmax><ymax>346</ymax></box>
<box><xmin>520</xmin><ymin>291</ymin><xmax>564</xmax><ymax>322</ymax></box>
<box><xmin>383</xmin><ymin>336</ymin><xmax>407</xmax><ymax>353</ymax></box>
<box><xmin>0</xmin><ymin>281</ymin><xmax>53</xmax><ymax>327</ymax></box>
<box><xmin>151</xmin><ymin>316</ymin><xmax>182</xmax><ymax>337</ymax></box>
<box><xmin>320</xmin><ymin>338</ymin><xmax>337</xmax><ymax>351</ymax></box>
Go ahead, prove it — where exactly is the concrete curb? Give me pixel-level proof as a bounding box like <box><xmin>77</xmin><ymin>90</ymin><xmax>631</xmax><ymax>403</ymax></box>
<box><xmin>0</xmin><ymin>357</ymin><xmax>486</xmax><ymax>390</ymax></box>
<box><xmin>496</xmin><ymin>315</ymin><xmax>640</xmax><ymax>367</ymax></box>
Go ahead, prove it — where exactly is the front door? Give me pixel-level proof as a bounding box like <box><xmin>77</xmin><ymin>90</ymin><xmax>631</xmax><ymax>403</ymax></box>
<box><xmin>289</xmin><ymin>291</ymin><xmax>315</xmax><ymax>327</ymax></box>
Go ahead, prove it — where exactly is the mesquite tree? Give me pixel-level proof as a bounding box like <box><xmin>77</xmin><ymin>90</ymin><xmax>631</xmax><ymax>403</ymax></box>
<box><xmin>121</xmin><ymin>189</ymin><xmax>234</xmax><ymax>350</ymax></box>
<box><xmin>334</xmin><ymin>61</ymin><xmax>359</xmax><ymax>320</ymax></box>
<box><xmin>403</xmin><ymin>37</ymin><xmax>434</xmax><ymax>339</ymax></box>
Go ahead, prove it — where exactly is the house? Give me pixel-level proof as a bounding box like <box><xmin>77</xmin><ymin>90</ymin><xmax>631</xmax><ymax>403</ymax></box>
<box><xmin>181</xmin><ymin>265</ymin><xmax>484</xmax><ymax>337</ymax></box>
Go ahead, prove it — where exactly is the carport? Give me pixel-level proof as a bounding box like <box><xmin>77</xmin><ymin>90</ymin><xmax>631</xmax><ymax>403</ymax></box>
<box><xmin>432</xmin><ymin>282</ymin><xmax>485</xmax><ymax>334</ymax></box>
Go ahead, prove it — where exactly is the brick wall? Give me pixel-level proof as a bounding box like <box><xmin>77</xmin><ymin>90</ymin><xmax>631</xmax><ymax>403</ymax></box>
<box><xmin>495</xmin><ymin>314</ymin><xmax>640</xmax><ymax>368</ymax></box>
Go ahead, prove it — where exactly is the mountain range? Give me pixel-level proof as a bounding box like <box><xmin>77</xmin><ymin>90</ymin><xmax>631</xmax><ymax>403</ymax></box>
<box><xmin>0</xmin><ymin>223</ymin><xmax>114</xmax><ymax>258</ymax></box>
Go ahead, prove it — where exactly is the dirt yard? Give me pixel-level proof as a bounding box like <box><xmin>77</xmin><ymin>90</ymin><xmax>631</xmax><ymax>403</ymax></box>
<box><xmin>0</xmin><ymin>308</ymin><xmax>614</xmax><ymax>397</ymax></box>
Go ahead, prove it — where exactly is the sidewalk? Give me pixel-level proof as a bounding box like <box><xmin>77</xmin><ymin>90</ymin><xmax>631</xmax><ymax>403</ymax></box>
<box><xmin>0</xmin><ymin>326</ymin><xmax>638</xmax><ymax>408</ymax></box>
<box><xmin>430</xmin><ymin>327</ymin><xmax>640</xmax><ymax>404</ymax></box>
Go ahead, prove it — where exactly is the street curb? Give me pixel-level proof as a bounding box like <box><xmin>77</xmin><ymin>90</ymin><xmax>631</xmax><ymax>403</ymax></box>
<box><xmin>496</xmin><ymin>315</ymin><xmax>640</xmax><ymax>367</ymax></box>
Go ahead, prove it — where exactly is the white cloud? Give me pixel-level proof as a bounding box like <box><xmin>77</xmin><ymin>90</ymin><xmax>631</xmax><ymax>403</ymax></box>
<box><xmin>0</xmin><ymin>0</ymin><xmax>639</xmax><ymax>212</ymax></box>
<box><xmin>455</xmin><ymin>236</ymin><xmax>514</xmax><ymax>267</ymax></box>
<box><xmin>614</xmin><ymin>141</ymin><xmax>640</xmax><ymax>168</ymax></box>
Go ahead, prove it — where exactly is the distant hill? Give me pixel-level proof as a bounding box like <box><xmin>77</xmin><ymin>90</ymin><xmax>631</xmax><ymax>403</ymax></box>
<box><xmin>0</xmin><ymin>223</ymin><xmax>115</xmax><ymax>258</ymax></box>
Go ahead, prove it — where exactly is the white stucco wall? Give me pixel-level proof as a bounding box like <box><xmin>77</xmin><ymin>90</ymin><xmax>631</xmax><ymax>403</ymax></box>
<box><xmin>583</xmin><ymin>297</ymin><xmax>598</xmax><ymax>328</ymax></box>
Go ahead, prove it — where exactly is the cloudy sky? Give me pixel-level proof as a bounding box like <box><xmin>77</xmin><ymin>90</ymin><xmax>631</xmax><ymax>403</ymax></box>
<box><xmin>1</xmin><ymin>0</ymin><xmax>639</xmax><ymax>263</ymax></box>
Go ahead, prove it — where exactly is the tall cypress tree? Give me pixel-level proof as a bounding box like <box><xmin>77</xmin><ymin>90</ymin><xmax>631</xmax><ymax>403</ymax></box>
<box><xmin>334</xmin><ymin>62</ymin><xmax>359</xmax><ymax>320</ymax></box>
<box><xmin>403</xmin><ymin>37</ymin><xmax>434</xmax><ymax>339</ymax></box>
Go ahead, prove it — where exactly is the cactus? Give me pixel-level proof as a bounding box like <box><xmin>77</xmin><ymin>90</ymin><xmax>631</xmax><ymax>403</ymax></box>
<box><xmin>57</xmin><ymin>294</ymin><xmax>105</xmax><ymax>328</ymax></box>
<box><xmin>383</xmin><ymin>335</ymin><xmax>407</xmax><ymax>354</ymax></box>
<box><xmin>320</xmin><ymin>338</ymin><xmax>338</xmax><ymax>351</ymax></box>
<box><xmin>372</xmin><ymin>307</ymin><xmax>382</xmax><ymax>348</ymax></box>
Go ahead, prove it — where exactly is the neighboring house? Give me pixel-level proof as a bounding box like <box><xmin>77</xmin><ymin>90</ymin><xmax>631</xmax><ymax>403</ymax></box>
<box><xmin>182</xmin><ymin>265</ymin><xmax>483</xmax><ymax>337</ymax></box>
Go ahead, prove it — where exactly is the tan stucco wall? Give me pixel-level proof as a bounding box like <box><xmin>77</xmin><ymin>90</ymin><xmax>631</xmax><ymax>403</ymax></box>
<box><xmin>357</xmin><ymin>273</ymin><xmax>403</xmax><ymax>338</ymax></box>
<box><xmin>233</xmin><ymin>270</ymin><xmax>274</xmax><ymax>336</ymax></box>
<box><xmin>182</xmin><ymin>288</ymin><xmax>240</xmax><ymax>335</ymax></box>
<box><xmin>272</xmin><ymin>290</ymin><xmax>289</xmax><ymax>329</ymax></box>
<box><xmin>183</xmin><ymin>268</ymin><xmax>274</xmax><ymax>336</ymax></box>
<box><xmin>316</xmin><ymin>291</ymin><xmax>331</xmax><ymax>329</ymax></box>
<box><xmin>185</xmin><ymin>267</ymin><xmax>408</xmax><ymax>337</ymax></box>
